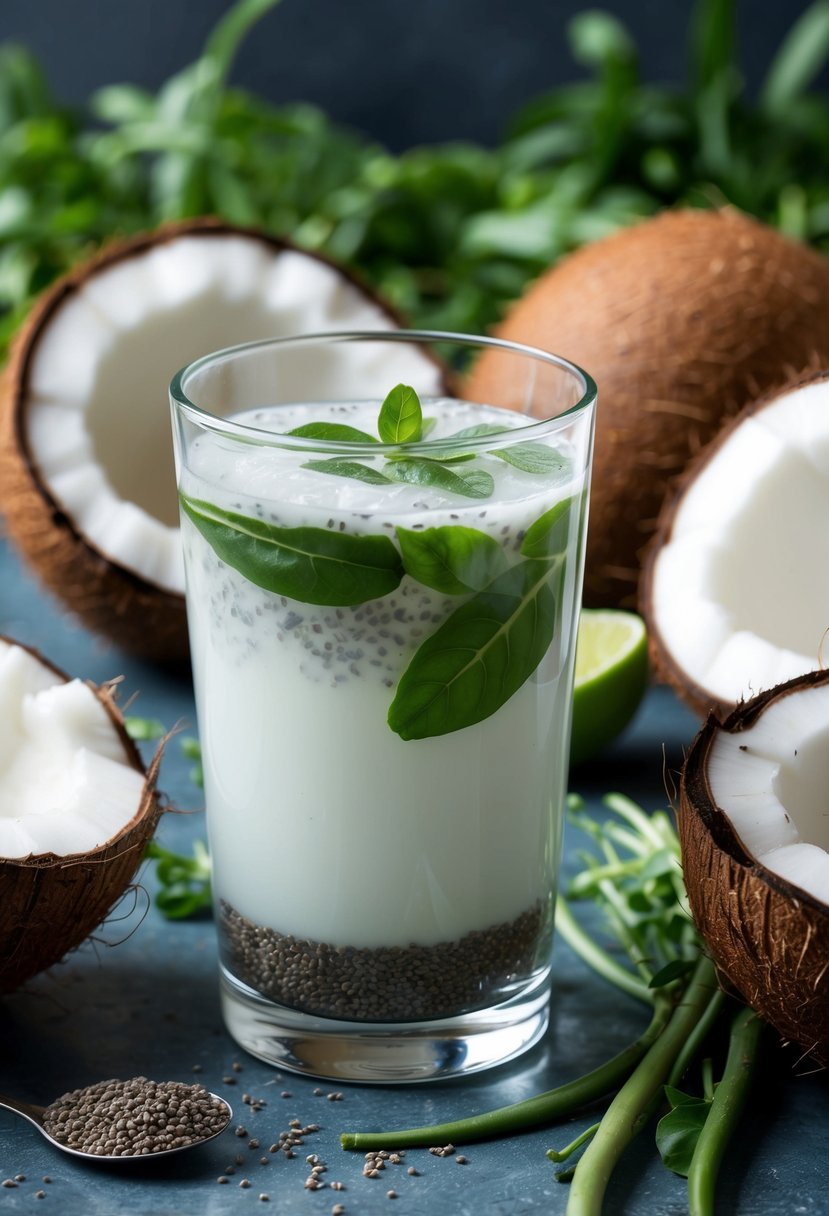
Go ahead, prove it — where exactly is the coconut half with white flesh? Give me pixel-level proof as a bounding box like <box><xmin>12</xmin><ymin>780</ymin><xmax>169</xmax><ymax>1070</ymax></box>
<box><xmin>0</xmin><ymin>636</ymin><xmax>162</xmax><ymax>992</ymax></box>
<box><xmin>679</xmin><ymin>669</ymin><xmax>829</xmax><ymax>1064</ymax></box>
<box><xmin>643</xmin><ymin>371</ymin><xmax>829</xmax><ymax>717</ymax></box>
<box><xmin>0</xmin><ymin>218</ymin><xmax>438</xmax><ymax>663</ymax></box>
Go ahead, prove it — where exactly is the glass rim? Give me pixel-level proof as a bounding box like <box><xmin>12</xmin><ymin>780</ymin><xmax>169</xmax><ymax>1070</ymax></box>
<box><xmin>169</xmin><ymin>328</ymin><xmax>597</xmax><ymax>456</ymax></box>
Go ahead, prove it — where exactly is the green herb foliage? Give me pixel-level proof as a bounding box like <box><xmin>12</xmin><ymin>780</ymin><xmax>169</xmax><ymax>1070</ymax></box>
<box><xmin>179</xmin><ymin>493</ymin><xmax>404</xmax><ymax>605</ymax></box>
<box><xmin>340</xmin><ymin>794</ymin><xmax>766</xmax><ymax>1216</ymax></box>
<box><xmin>145</xmin><ymin>839</ymin><xmax>213</xmax><ymax>920</ymax></box>
<box><xmin>3</xmin><ymin>0</ymin><xmax>829</xmax><ymax>358</ymax></box>
<box><xmin>377</xmin><ymin>383</ymin><xmax>423</xmax><ymax>444</ymax></box>
<box><xmin>396</xmin><ymin>524</ymin><xmax>508</xmax><ymax>594</ymax></box>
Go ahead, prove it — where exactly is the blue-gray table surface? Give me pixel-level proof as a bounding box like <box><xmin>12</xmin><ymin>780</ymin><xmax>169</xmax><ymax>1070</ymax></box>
<box><xmin>0</xmin><ymin>535</ymin><xmax>826</xmax><ymax>1216</ymax></box>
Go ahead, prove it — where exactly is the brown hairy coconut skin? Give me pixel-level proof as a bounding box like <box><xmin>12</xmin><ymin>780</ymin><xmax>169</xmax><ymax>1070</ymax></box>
<box><xmin>0</xmin><ymin>217</ymin><xmax>410</xmax><ymax>664</ymax></box>
<box><xmin>679</xmin><ymin>669</ymin><xmax>829</xmax><ymax>1065</ymax></box>
<box><xmin>466</xmin><ymin>207</ymin><xmax>829</xmax><ymax>608</ymax></box>
<box><xmin>0</xmin><ymin>639</ymin><xmax>163</xmax><ymax>993</ymax></box>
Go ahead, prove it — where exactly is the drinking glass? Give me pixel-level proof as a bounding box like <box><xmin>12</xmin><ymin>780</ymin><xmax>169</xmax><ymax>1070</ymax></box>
<box><xmin>170</xmin><ymin>330</ymin><xmax>596</xmax><ymax>1081</ymax></box>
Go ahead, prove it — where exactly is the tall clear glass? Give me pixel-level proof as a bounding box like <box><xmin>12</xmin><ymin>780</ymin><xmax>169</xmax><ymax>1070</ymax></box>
<box><xmin>170</xmin><ymin>331</ymin><xmax>596</xmax><ymax>1082</ymax></box>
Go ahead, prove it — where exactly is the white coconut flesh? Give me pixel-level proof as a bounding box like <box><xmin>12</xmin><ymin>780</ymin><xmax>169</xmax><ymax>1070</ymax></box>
<box><xmin>649</xmin><ymin>377</ymin><xmax>829</xmax><ymax>706</ymax></box>
<box><xmin>0</xmin><ymin>640</ymin><xmax>145</xmax><ymax>858</ymax></box>
<box><xmin>23</xmin><ymin>233</ymin><xmax>437</xmax><ymax>596</ymax></box>
<box><xmin>707</xmin><ymin>679</ymin><xmax>829</xmax><ymax>904</ymax></box>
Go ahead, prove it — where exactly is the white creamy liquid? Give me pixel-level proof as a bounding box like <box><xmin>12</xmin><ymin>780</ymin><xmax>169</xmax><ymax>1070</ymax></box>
<box><xmin>181</xmin><ymin>399</ymin><xmax>584</xmax><ymax>948</ymax></box>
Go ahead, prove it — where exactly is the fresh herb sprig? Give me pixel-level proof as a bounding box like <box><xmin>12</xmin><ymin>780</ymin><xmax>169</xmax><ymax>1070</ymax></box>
<box><xmin>180</xmin><ymin>384</ymin><xmax>577</xmax><ymax>739</ymax></box>
<box><xmin>340</xmin><ymin>795</ymin><xmax>765</xmax><ymax>1216</ymax></box>
<box><xmin>4</xmin><ymin>0</ymin><xmax>829</xmax><ymax>358</ymax></box>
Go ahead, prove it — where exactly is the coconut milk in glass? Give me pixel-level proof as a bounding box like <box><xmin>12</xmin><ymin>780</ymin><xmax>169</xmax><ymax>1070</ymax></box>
<box><xmin>170</xmin><ymin>331</ymin><xmax>596</xmax><ymax>1081</ymax></box>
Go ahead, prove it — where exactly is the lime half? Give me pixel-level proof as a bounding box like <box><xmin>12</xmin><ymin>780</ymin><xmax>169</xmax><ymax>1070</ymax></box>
<box><xmin>569</xmin><ymin>609</ymin><xmax>649</xmax><ymax>766</ymax></box>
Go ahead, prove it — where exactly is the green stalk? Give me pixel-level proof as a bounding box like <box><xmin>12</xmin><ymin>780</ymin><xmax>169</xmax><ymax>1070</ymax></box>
<box><xmin>340</xmin><ymin>993</ymin><xmax>673</xmax><ymax>1152</ymax></box>
<box><xmin>555</xmin><ymin>898</ymin><xmax>652</xmax><ymax>1004</ymax></box>
<box><xmin>667</xmin><ymin>986</ymin><xmax>727</xmax><ymax>1087</ymax></box>
<box><xmin>565</xmin><ymin>955</ymin><xmax>718</xmax><ymax>1216</ymax></box>
<box><xmin>687</xmin><ymin>1006</ymin><xmax>765</xmax><ymax>1216</ymax></box>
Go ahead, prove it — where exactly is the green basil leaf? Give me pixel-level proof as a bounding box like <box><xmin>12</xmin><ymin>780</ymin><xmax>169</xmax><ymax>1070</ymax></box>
<box><xmin>520</xmin><ymin>496</ymin><xmax>574</xmax><ymax>559</ymax></box>
<box><xmin>655</xmin><ymin>1097</ymin><xmax>711</xmax><ymax>1177</ymax></box>
<box><xmin>287</xmin><ymin>422</ymin><xmax>378</xmax><ymax>442</ymax></box>
<box><xmin>378</xmin><ymin>383</ymin><xmax>423</xmax><ymax>443</ymax></box>
<box><xmin>180</xmin><ymin>493</ymin><xmax>403</xmax><ymax>606</ymax></box>
<box><xmin>449</xmin><ymin>423</ymin><xmax>507</xmax><ymax>439</ymax></box>
<box><xmin>397</xmin><ymin>525</ymin><xmax>509</xmax><ymax>594</ymax></box>
<box><xmin>421</xmin><ymin>416</ymin><xmax>438</xmax><ymax>437</ymax></box>
<box><xmin>490</xmin><ymin>442</ymin><xmax>568</xmax><ymax>475</ymax></box>
<box><xmin>388</xmin><ymin>559</ymin><xmax>557</xmax><ymax>740</ymax></box>
<box><xmin>384</xmin><ymin>457</ymin><xmax>494</xmax><ymax>499</ymax></box>
<box><xmin>302</xmin><ymin>458</ymin><xmax>393</xmax><ymax>485</ymax></box>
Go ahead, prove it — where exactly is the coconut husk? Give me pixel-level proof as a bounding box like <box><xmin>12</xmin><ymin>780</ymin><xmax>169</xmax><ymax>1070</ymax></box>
<box><xmin>466</xmin><ymin>207</ymin><xmax>829</xmax><ymax>608</ymax></box>
<box><xmin>679</xmin><ymin>669</ymin><xmax>829</xmax><ymax>1065</ymax></box>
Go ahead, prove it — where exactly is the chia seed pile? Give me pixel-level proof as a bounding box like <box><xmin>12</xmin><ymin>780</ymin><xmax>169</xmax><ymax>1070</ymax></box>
<box><xmin>42</xmin><ymin>1077</ymin><xmax>230</xmax><ymax>1156</ymax></box>
<box><xmin>220</xmin><ymin>899</ymin><xmax>548</xmax><ymax>1021</ymax></box>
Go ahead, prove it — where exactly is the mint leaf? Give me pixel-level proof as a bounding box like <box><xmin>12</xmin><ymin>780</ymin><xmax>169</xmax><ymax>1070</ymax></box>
<box><xmin>180</xmin><ymin>493</ymin><xmax>403</xmax><ymax>606</ymax></box>
<box><xmin>387</xmin><ymin>559</ymin><xmax>557</xmax><ymax>740</ymax></box>
<box><xmin>490</xmin><ymin>442</ymin><xmax>568</xmax><ymax>475</ymax></box>
<box><xmin>302</xmin><ymin>458</ymin><xmax>393</xmax><ymax>485</ymax></box>
<box><xmin>124</xmin><ymin>716</ymin><xmax>166</xmax><ymax>741</ymax></box>
<box><xmin>397</xmin><ymin>525</ymin><xmax>508</xmax><ymax>594</ymax></box>
<box><xmin>287</xmin><ymin>422</ymin><xmax>378</xmax><ymax>442</ymax></box>
<box><xmin>520</xmin><ymin>496</ymin><xmax>574</xmax><ymax>558</ymax></box>
<box><xmin>384</xmin><ymin>457</ymin><xmax>494</xmax><ymax>499</ymax></box>
<box><xmin>378</xmin><ymin>384</ymin><xmax>423</xmax><ymax>444</ymax></box>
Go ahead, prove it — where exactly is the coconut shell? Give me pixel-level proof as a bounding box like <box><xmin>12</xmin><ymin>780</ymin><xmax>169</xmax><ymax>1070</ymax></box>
<box><xmin>679</xmin><ymin>669</ymin><xmax>829</xmax><ymax>1065</ymax></box>
<box><xmin>0</xmin><ymin>639</ymin><xmax>163</xmax><ymax>993</ymax></box>
<box><xmin>0</xmin><ymin>217</ymin><xmax>412</xmax><ymax>665</ymax></box>
<box><xmin>466</xmin><ymin>207</ymin><xmax>829</xmax><ymax>608</ymax></box>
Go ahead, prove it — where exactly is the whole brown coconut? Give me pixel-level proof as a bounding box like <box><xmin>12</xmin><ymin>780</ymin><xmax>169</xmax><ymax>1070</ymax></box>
<box><xmin>0</xmin><ymin>639</ymin><xmax>162</xmax><ymax>992</ymax></box>
<box><xmin>0</xmin><ymin>218</ymin><xmax>414</xmax><ymax>664</ymax></box>
<box><xmin>679</xmin><ymin>669</ymin><xmax>829</xmax><ymax>1065</ymax></box>
<box><xmin>466</xmin><ymin>207</ymin><xmax>829</xmax><ymax>607</ymax></box>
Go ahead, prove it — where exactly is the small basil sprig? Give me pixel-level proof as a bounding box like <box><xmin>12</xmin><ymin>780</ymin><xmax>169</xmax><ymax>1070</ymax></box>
<box><xmin>291</xmin><ymin>385</ymin><xmax>563</xmax><ymax>500</ymax></box>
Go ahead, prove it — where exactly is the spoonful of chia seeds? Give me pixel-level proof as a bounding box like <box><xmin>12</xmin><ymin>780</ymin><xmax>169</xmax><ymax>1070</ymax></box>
<box><xmin>0</xmin><ymin>1077</ymin><xmax>232</xmax><ymax>1160</ymax></box>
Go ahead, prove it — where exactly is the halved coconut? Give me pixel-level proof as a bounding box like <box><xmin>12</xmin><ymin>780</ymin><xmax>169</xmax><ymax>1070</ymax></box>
<box><xmin>0</xmin><ymin>636</ymin><xmax>162</xmax><ymax>992</ymax></box>
<box><xmin>643</xmin><ymin>370</ymin><xmax>829</xmax><ymax>717</ymax></box>
<box><xmin>679</xmin><ymin>669</ymin><xmax>829</xmax><ymax>1064</ymax></box>
<box><xmin>0</xmin><ymin>218</ymin><xmax>439</xmax><ymax>663</ymax></box>
<box><xmin>466</xmin><ymin>208</ymin><xmax>829</xmax><ymax>608</ymax></box>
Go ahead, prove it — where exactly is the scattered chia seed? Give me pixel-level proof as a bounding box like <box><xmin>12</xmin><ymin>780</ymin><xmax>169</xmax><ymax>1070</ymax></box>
<box><xmin>41</xmin><ymin>1078</ymin><xmax>230</xmax><ymax>1157</ymax></box>
<box><xmin>221</xmin><ymin>898</ymin><xmax>547</xmax><ymax>1021</ymax></box>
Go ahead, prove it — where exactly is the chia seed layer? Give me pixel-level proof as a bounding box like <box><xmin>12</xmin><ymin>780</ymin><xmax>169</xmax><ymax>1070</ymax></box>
<box><xmin>220</xmin><ymin>899</ymin><xmax>549</xmax><ymax>1022</ymax></box>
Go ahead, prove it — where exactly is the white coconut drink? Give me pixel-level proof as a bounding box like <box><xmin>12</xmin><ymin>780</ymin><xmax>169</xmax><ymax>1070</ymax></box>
<box><xmin>170</xmin><ymin>331</ymin><xmax>596</xmax><ymax>1081</ymax></box>
<box><xmin>0</xmin><ymin>220</ymin><xmax>416</xmax><ymax>663</ymax></box>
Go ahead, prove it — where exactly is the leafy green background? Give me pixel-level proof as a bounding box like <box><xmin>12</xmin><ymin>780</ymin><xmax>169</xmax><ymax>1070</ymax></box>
<box><xmin>2</xmin><ymin>0</ymin><xmax>829</xmax><ymax>354</ymax></box>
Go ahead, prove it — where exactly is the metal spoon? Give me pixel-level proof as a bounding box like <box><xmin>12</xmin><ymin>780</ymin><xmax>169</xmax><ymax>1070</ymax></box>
<box><xmin>0</xmin><ymin>1089</ymin><xmax>232</xmax><ymax>1162</ymax></box>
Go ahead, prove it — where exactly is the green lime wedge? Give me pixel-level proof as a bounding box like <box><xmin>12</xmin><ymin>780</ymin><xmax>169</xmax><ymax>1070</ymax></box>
<box><xmin>570</xmin><ymin>609</ymin><xmax>649</xmax><ymax>766</ymax></box>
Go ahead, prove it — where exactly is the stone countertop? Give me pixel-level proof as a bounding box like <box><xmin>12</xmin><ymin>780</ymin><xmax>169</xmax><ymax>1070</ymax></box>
<box><xmin>0</xmin><ymin>535</ymin><xmax>827</xmax><ymax>1216</ymax></box>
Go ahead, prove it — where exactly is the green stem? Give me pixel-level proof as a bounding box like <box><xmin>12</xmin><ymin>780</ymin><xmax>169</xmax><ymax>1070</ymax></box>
<box><xmin>339</xmin><ymin>995</ymin><xmax>674</xmax><ymax>1152</ymax></box>
<box><xmin>547</xmin><ymin>1122</ymin><xmax>601</xmax><ymax>1162</ymax></box>
<box><xmin>665</xmin><ymin>982</ymin><xmax>727</xmax><ymax>1090</ymax></box>
<box><xmin>687</xmin><ymin>1006</ymin><xmax>765</xmax><ymax>1216</ymax></box>
<box><xmin>565</xmin><ymin>955</ymin><xmax>718</xmax><ymax>1216</ymax></box>
<box><xmin>555</xmin><ymin>898</ymin><xmax>652</xmax><ymax>1004</ymax></box>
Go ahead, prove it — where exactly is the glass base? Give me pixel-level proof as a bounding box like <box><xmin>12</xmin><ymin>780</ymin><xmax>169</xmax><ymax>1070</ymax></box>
<box><xmin>220</xmin><ymin>965</ymin><xmax>551</xmax><ymax>1083</ymax></box>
